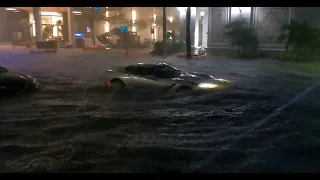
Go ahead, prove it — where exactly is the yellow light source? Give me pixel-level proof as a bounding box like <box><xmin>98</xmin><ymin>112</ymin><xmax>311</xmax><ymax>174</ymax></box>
<box><xmin>105</xmin><ymin>9</ymin><xmax>109</xmax><ymax>32</ymax></box>
<box><xmin>5</xmin><ymin>8</ymin><xmax>17</xmax><ymax>11</ymax></box>
<box><xmin>51</xmin><ymin>16</ymin><xmax>58</xmax><ymax>37</ymax></box>
<box><xmin>132</xmin><ymin>26</ymin><xmax>136</xmax><ymax>32</ymax></box>
<box><xmin>169</xmin><ymin>16</ymin><xmax>173</xmax><ymax>23</ymax></box>
<box><xmin>132</xmin><ymin>10</ymin><xmax>136</xmax><ymax>21</ymax></box>
<box><xmin>40</xmin><ymin>12</ymin><xmax>61</xmax><ymax>16</ymax></box>
<box><xmin>198</xmin><ymin>83</ymin><xmax>218</xmax><ymax>89</ymax></box>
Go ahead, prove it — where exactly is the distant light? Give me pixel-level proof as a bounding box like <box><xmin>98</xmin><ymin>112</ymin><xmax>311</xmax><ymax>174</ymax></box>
<box><xmin>73</xmin><ymin>11</ymin><xmax>82</xmax><ymax>14</ymax></box>
<box><xmin>132</xmin><ymin>26</ymin><xmax>136</xmax><ymax>32</ymax></box>
<box><xmin>5</xmin><ymin>8</ymin><xmax>17</xmax><ymax>11</ymax></box>
<box><xmin>105</xmin><ymin>9</ymin><xmax>109</xmax><ymax>32</ymax></box>
<box><xmin>169</xmin><ymin>16</ymin><xmax>173</xmax><ymax>23</ymax></box>
<box><xmin>177</xmin><ymin>7</ymin><xmax>187</xmax><ymax>12</ymax></box>
<box><xmin>95</xmin><ymin>7</ymin><xmax>99</xmax><ymax>10</ymax></box>
<box><xmin>41</xmin><ymin>12</ymin><xmax>61</xmax><ymax>16</ymax></box>
<box><xmin>132</xmin><ymin>10</ymin><xmax>136</xmax><ymax>21</ymax></box>
<box><xmin>200</xmin><ymin>12</ymin><xmax>205</xmax><ymax>16</ymax></box>
<box><xmin>177</xmin><ymin>7</ymin><xmax>196</xmax><ymax>15</ymax></box>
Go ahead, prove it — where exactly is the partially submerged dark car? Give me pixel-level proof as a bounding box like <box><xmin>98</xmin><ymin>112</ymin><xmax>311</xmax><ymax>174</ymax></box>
<box><xmin>0</xmin><ymin>66</ymin><xmax>39</xmax><ymax>95</ymax></box>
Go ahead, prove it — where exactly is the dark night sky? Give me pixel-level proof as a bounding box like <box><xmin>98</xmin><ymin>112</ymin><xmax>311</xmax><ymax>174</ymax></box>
<box><xmin>294</xmin><ymin>7</ymin><xmax>320</xmax><ymax>27</ymax></box>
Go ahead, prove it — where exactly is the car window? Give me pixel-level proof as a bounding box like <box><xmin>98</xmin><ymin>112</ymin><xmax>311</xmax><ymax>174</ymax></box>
<box><xmin>125</xmin><ymin>66</ymin><xmax>139</xmax><ymax>75</ymax></box>
<box><xmin>153</xmin><ymin>66</ymin><xmax>170</xmax><ymax>78</ymax></box>
<box><xmin>153</xmin><ymin>65</ymin><xmax>179</xmax><ymax>78</ymax></box>
<box><xmin>139</xmin><ymin>66</ymin><xmax>153</xmax><ymax>76</ymax></box>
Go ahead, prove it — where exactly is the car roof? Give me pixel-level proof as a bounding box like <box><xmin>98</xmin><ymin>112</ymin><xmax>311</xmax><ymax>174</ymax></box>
<box><xmin>125</xmin><ymin>62</ymin><xmax>169</xmax><ymax>68</ymax></box>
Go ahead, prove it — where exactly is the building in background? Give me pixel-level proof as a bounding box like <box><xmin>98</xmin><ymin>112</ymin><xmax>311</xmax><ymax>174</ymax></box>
<box><xmin>0</xmin><ymin>7</ymin><xmax>180</xmax><ymax>45</ymax></box>
<box><xmin>0</xmin><ymin>7</ymin><xmax>77</xmax><ymax>44</ymax></box>
<box><xmin>178</xmin><ymin>7</ymin><xmax>297</xmax><ymax>52</ymax></box>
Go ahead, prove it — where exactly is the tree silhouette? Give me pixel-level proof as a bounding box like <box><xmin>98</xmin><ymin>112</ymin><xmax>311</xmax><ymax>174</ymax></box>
<box><xmin>223</xmin><ymin>19</ymin><xmax>259</xmax><ymax>56</ymax></box>
<box><xmin>278</xmin><ymin>19</ymin><xmax>320</xmax><ymax>55</ymax></box>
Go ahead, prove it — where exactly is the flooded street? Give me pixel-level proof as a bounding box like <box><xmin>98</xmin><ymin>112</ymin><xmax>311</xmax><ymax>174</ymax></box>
<box><xmin>0</xmin><ymin>50</ymin><xmax>319</xmax><ymax>172</ymax></box>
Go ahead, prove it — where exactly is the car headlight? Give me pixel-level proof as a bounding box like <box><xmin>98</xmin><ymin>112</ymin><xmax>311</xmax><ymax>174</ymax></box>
<box><xmin>198</xmin><ymin>83</ymin><xmax>218</xmax><ymax>89</ymax></box>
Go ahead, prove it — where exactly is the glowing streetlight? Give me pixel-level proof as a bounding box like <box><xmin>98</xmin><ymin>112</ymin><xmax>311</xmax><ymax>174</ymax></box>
<box><xmin>132</xmin><ymin>10</ymin><xmax>136</xmax><ymax>21</ymax></box>
<box><xmin>105</xmin><ymin>8</ymin><xmax>109</xmax><ymax>32</ymax></box>
<box><xmin>132</xmin><ymin>10</ymin><xmax>136</xmax><ymax>32</ymax></box>
<box><xmin>5</xmin><ymin>8</ymin><xmax>17</xmax><ymax>11</ymax></box>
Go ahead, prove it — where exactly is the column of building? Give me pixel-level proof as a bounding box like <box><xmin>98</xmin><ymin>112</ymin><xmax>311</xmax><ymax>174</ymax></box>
<box><xmin>32</xmin><ymin>7</ymin><xmax>42</xmax><ymax>42</ymax></box>
<box><xmin>194</xmin><ymin>7</ymin><xmax>200</xmax><ymax>47</ymax></box>
<box><xmin>67</xmin><ymin>7</ymin><xmax>75</xmax><ymax>46</ymax></box>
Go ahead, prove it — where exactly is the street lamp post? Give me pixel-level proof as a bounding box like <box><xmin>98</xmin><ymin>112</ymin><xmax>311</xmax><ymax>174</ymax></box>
<box><xmin>163</xmin><ymin>7</ymin><xmax>167</xmax><ymax>58</ymax></box>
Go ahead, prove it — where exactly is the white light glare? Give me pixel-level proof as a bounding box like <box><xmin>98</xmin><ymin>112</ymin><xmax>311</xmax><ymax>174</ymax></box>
<box><xmin>198</xmin><ymin>83</ymin><xmax>218</xmax><ymax>89</ymax></box>
<box><xmin>5</xmin><ymin>8</ymin><xmax>17</xmax><ymax>11</ymax></box>
<box><xmin>169</xmin><ymin>16</ymin><xmax>173</xmax><ymax>23</ymax></box>
<box><xmin>132</xmin><ymin>10</ymin><xmax>136</xmax><ymax>21</ymax></box>
<box><xmin>41</xmin><ymin>12</ymin><xmax>61</xmax><ymax>16</ymax></box>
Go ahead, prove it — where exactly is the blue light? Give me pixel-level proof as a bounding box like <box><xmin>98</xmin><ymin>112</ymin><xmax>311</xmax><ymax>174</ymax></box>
<box><xmin>149</xmin><ymin>75</ymin><xmax>156</xmax><ymax>79</ymax></box>
<box><xmin>95</xmin><ymin>7</ymin><xmax>99</xmax><ymax>10</ymax></box>
<box><xmin>74</xmin><ymin>32</ymin><xmax>84</xmax><ymax>38</ymax></box>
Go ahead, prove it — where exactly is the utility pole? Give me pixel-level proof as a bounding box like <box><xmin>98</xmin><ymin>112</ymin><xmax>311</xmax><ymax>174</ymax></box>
<box><xmin>162</xmin><ymin>7</ymin><xmax>167</xmax><ymax>58</ymax></box>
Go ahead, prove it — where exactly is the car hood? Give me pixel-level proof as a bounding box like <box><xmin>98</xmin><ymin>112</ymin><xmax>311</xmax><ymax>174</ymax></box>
<box><xmin>0</xmin><ymin>72</ymin><xmax>33</xmax><ymax>81</ymax></box>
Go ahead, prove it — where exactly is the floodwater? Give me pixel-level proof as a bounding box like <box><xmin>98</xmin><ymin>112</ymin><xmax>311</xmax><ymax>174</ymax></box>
<box><xmin>0</xmin><ymin>54</ymin><xmax>319</xmax><ymax>172</ymax></box>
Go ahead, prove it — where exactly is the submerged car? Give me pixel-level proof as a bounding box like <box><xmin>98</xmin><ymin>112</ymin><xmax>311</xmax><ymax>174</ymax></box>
<box><xmin>99</xmin><ymin>63</ymin><xmax>229</xmax><ymax>93</ymax></box>
<box><xmin>0</xmin><ymin>66</ymin><xmax>40</xmax><ymax>95</ymax></box>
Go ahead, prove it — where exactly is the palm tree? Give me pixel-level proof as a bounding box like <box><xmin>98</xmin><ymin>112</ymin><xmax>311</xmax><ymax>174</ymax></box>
<box><xmin>223</xmin><ymin>19</ymin><xmax>259</xmax><ymax>56</ymax></box>
<box><xmin>186</xmin><ymin>7</ymin><xmax>192</xmax><ymax>60</ymax></box>
<box><xmin>278</xmin><ymin>20</ymin><xmax>320</xmax><ymax>55</ymax></box>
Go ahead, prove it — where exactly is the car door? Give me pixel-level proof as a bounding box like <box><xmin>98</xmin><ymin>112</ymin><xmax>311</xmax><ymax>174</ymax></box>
<box><xmin>124</xmin><ymin>65</ymin><xmax>141</xmax><ymax>89</ymax></box>
<box><xmin>149</xmin><ymin>66</ymin><xmax>177</xmax><ymax>90</ymax></box>
<box><xmin>129</xmin><ymin>66</ymin><xmax>169</xmax><ymax>91</ymax></box>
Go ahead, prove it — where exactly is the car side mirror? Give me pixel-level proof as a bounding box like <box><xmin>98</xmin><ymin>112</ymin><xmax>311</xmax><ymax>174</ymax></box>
<box><xmin>147</xmin><ymin>75</ymin><xmax>157</xmax><ymax>80</ymax></box>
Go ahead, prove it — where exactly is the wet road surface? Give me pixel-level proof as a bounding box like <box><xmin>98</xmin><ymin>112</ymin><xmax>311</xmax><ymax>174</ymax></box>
<box><xmin>0</xmin><ymin>50</ymin><xmax>319</xmax><ymax>172</ymax></box>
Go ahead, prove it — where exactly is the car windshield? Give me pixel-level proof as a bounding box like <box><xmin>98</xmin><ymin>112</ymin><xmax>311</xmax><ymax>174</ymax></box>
<box><xmin>154</xmin><ymin>64</ymin><xmax>182</xmax><ymax>78</ymax></box>
<box><xmin>161</xmin><ymin>64</ymin><xmax>181</xmax><ymax>73</ymax></box>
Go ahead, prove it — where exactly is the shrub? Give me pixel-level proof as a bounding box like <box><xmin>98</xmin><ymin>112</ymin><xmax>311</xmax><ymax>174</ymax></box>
<box><xmin>151</xmin><ymin>41</ymin><xmax>186</xmax><ymax>55</ymax></box>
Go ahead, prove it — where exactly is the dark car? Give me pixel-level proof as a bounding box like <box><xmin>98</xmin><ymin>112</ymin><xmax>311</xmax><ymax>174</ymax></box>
<box><xmin>0</xmin><ymin>66</ymin><xmax>39</xmax><ymax>95</ymax></box>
